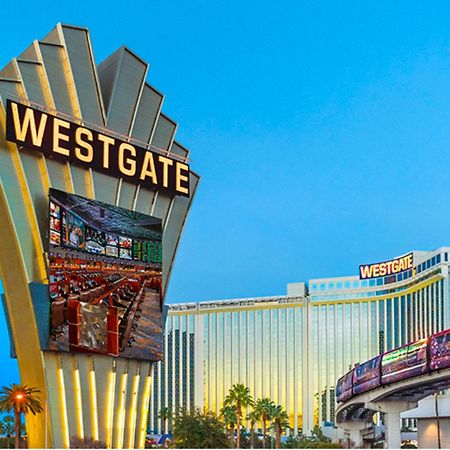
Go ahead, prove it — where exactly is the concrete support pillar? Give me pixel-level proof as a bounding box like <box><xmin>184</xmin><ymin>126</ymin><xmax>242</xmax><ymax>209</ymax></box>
<box><xmin>349</xmin><ymin>428</ymin><xmax>363</xmax><ymax>448</ymax></box>
<box><xmin>339</xmin><ymin>421</ymin><xmax>370</xmax><ymax>449</ymax></box>
<box><xmin>384</xmin><ymin>411</ymin><xmax>401</xmax><ymax>449</ymax></box>
<box><xmin>367</xmin><ymin>401</ymin><xmax>417</xmax><ymax>449</ymax></box>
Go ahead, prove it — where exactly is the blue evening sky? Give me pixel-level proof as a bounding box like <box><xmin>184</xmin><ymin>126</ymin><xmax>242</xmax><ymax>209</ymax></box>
<box><xmin>1</xmin><ymin>1</ymin><xmax>450</xmax><ymax>383</ymax></box>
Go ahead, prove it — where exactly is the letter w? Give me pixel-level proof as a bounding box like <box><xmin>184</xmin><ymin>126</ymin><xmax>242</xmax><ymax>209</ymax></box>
<box><xmin>11</xmin><ymin>103</ymin><xmax>47</xmax><ymax>147</ymax></box>
<box><xmin>359</xmin><ymin>265</ymin><xmax>373</xmax><ymax>279</ymax></box>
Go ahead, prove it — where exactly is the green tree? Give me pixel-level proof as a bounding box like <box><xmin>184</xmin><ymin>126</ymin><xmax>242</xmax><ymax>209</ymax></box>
<box><xmin>247</xmin><ymin>409</ymin><xmax>260</xmax><ymax>449</ymax></box>
<box><xmin>1</xmin><ymin>415</ymin><xmax>14</xmax><ymax>449</ymax></box>
<box><xmin>270</xmin><ymin>405</ymin><xmax>289</xmax><ymax>449</ymax></box>
<box><xmin>224</xmin><ymin>384</ymin><xmax>254</xmax><ymax>450</ymax></box>
<box><xmin>0</xmin><ymin>384</ymin><xmax>43</xmax><ymax>449</ymax></box>
<box><xmin>311</xmin><ymin>425</ymin><xmax>331</xmax><ymax>443</ymax></box>
<box><xmin>282</xmin><ymin>435</ymin><xmax>302</xmax><ymax>448</ymax></box>
<box><xmin>158</xmin><ymin>407</ymin><xmax>172</xmax><ymax>436</ymax></box>
<box><xmin>221</xmin><ymin>405</ymin><xmax>237</xmax><ymax>448</ymax></box>
<box><xmin>171</xmin><ymin>408</ymin><xmax>229</xmax><ymax>449</ymax></box>
<box><xmin>254</xmin><ymin>399</ymin><xmax>274</xmax><ymax>449</ymax></box>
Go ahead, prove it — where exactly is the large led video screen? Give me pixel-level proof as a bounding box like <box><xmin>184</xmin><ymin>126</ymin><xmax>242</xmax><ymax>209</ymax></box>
<box><xmin>47</xmin><ymin>188</ymin><xmax>163</xmax><ymax>361</ymax></box>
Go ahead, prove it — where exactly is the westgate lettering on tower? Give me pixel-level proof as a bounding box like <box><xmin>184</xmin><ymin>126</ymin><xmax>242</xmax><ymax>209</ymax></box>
<box><xmin>5</xmin><ymin>99</ymin><xmax>190</xmax><ymax>197</ymax></box>
<box><xmin>359</xmin><ymin>253</ymin><xmax>414</xmax><ymax>279</ymax></box>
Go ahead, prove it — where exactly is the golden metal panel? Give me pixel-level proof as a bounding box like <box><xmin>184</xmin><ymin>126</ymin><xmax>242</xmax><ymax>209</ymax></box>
<box><xmin>70</xmin><ymin>164</ymin><xmax>91</xmax><ymax>198</ymax></box>
<box><xmin>99</xmin><ymin>48</ymin><xmax>148</xmax><ymax>135</ymax></box>
<box><xmin>134</xmin><ymin>186</ymin><xmax>156</xmax><ymax>215</ymax></box>
<box><xmin>45</xmin><ymin>159</ymin><xmax>73</xmax><ymax>193</ymax></box>
<box><xmin>118</xmin><ymin>180</ymin><xmax>138</xmax><ymax>210</ymax></box>
<box><xmin>16</xmin><ymin>61</ymin><xmax>47</xmax><ymax>105</ymax></box>
<box><xmin>38</xmin><ymin>43</ymin><xmax>75</xmax><ymax>116</ymax></box>
<box><xmin>131</xmin><ymin>84</ymin><xmax>163</xmax><ymax>143</ymax></box>
<box><xmin>59</xmin><ymin>25</ymin><xmax>104</xmax><ymax>124</ymax></box>
<box><xmin>151</xmin><ymin>114</ymin><xmax>176</xmax><ymax>152</ymax></box>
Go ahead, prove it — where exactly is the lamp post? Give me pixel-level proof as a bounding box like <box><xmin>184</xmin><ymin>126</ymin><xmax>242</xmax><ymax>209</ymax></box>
<box><xmin>14</xmin><ymin>392</ymin><xmax>25</xmax><ymax>449</ymax></box>
<box><xmin>435</xmin><ymin>392</ymin><xmax>441</xmax><ymax>449</ymax></box>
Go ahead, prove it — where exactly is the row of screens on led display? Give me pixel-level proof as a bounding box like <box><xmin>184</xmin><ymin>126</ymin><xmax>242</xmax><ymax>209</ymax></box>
<box><xmin>49</xmin><ymin>200</ymin><xmax>162</xmax><ymax>264</ymax></box>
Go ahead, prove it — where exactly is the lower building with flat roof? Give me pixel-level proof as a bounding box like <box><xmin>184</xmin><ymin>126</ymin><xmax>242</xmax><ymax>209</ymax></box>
<box><xmin>149</xmin><ymin>248</ymin><xmax>450</xmax><ymax>435</ymax></box>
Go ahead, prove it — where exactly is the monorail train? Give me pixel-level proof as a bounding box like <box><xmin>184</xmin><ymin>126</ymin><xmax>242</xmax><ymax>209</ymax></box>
<box><xmin>336</xmin><ymin>328</ymin><xmax>450</xmax><ymax>403</ymax></box>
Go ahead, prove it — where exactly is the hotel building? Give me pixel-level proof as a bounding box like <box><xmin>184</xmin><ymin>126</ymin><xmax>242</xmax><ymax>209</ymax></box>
<box><xmin>150</xmin><ymin>248</ymin><xmax>450</xmax><ymax>435</ymax></box>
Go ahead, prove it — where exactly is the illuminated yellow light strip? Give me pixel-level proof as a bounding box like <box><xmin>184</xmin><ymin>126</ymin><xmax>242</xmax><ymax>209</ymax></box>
<box><xmin>64</xmin><ymin>161</ymin><xmax>74</xmax><ymax>193</ymax></box>
<box><xmin>86</xmin><ymin>167</ymin><xmax>95</xmax><ymax>199</ymax></box>
<box><xmin>136</xmin><ymin>371</ymin><xmax>153</xmax><ymax>449</ymax></box>
<box><xmin>38</xmin><ymin>155</ymin><xmax>50</xmax><ymax>194</ymax></box>
<box><xmin>105</xmin><ymin>370</ymin><xmax>116</xmax><ymax>449</ymax></box>
<box><xmin>72</xmin><ymin>367</ymin><xmax>84</xmax><ymax>439</ymax></box>
<box><xmin>56</xmin><ymin>362</ymin><xmax>70</xmax><ymax>449</ymax></box>
<box><xmin>169</xmin><ymin>301</ymin><xmax>305</xmax><ymax>316</ymax></box>
<box><xmin>310</xmin><ymin>274</ymin><xmax>444</xmax><ymax>306</ymax></box>
<box><xmin>126</xmin><ymin>373</ymin><xmax>140</xmax><ymax>449</ymax></box>
<box><xmin>171</xmin><ymin>274</ymin><xmax>444</xmax><ymax>317</ymax></box>
<box><xmin>89</xmin><ymin>367</ymin><xmax>99</xmax><ymax>441</ymax></box>
<box><xmin>114</xmin><ymin>373</ymin><xmax>128</xmax><ymax>449</ymax></box>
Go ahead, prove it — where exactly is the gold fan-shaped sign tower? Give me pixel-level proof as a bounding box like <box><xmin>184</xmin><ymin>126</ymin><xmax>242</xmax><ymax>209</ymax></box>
<box><xmin>0</xmin><ymin>23</ymin><xmax>199</xmax><ymax>448</ymax></box>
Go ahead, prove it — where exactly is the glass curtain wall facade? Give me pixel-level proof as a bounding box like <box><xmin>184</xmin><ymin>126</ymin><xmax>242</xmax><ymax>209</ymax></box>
<box><xmin>149</xmin><ymin>248</ymin><xmax>450</xmax><ymax>435</ymax></box>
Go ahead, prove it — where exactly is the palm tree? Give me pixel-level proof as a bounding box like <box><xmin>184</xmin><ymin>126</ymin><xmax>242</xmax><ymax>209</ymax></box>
<box><xmin>224</xmin><ymin>384</ymin><xmax>254</xmax><ymax>449</ymax></box>
<box><xmin>254</xmin><ymin>398</ymin><xmax>274</xmax><ymax>449</ymax></box>
<box><xmin>271</xmin><ymin>405</ymin><xmax>289</xmax><ymax>449</ymax></box>
<box><xmin>1</xmin><ymin>415</ymin><xmax>14</xmax><ymax>449</ymax></box>
<box><xmin>247</xmin><ymin>409</ymin><xmax>260</xmax><ymax>449</ymax></box>
<box><xmin>0</xmin><ymin>384</ymin><xmax>43</xmax><ymax>449</ymax></box>
<box><xmin>158</xmin><ymin>406</ymin><xmax>171</xmax><ymax>436</ymax></box>
<box><xmin>220</xmin><ymin>405</ymin><xmax>237</xmax><ymax>448</ymax></box>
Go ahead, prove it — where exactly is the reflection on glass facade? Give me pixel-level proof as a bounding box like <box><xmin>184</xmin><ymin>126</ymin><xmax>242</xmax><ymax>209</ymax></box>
<box><xmin>149</xmin><ymin>248</ymin><xmax>450</xmax><ymax>435</ymax></box>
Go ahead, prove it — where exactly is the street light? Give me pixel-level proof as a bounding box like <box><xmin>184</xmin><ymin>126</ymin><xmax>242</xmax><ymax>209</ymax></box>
<box><xmin>13</xmin><ymin>391</ymin><xmax>26</xmax><ymax>448</ymax></box>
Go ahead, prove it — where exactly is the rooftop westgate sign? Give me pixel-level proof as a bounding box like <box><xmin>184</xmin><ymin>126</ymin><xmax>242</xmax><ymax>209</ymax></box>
<box><xmin>359</xmin><ymin>253</ymin><xmax>414</xmax><ymax>280</ymax></box>
<box><xmin>5</xmin><ymin>100</ymin><xmax>190</xmax><ymax>197</ymax></box>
